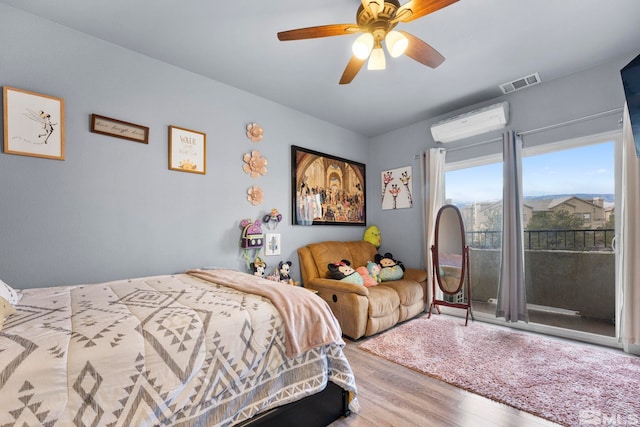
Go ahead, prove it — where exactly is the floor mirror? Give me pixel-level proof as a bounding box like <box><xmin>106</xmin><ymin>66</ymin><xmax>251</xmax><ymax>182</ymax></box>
<box><xmin>428</xmin><ymin>204</ymin><xmax>474</xmax><ymax>325</ymax></box>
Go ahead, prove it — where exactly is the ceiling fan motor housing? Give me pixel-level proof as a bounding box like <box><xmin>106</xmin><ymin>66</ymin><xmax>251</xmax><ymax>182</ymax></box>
<box><xmin>357</xmin><ymin>0</ymin><xmax>401</xmax><ymax>39</ymax></box>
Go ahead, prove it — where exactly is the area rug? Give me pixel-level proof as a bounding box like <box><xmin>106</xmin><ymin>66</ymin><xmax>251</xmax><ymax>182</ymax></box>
<box><xmin>358</xmin><ymin>316</ymin><xmax>640</xmax><ymax>426</ymax></box>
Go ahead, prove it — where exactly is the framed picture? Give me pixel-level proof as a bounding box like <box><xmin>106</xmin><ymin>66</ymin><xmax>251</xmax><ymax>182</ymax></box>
<box><xmin>3</xmin><ymin>86</ymin><xmax>65</xmax><ymax>160</ymax></box>
<box><xmin>90</xmin><ymin>114</ymin><xmax>149</xmax><ymax>144</ymax></box>
<box><xmin>291</xmin><ymin>145</ymin><xmax>366</xmax><ymax>226</ymax></box>
<box><xmin>382</xmin><ymin>165</ymin><xmax>413</xmax><ymax>210</ymax></box>
<box><xmin>264</xmin><ymin>233</ymin><xmax>281</xmax><ymax>256</ymax></box>
<box><xmin>168</xmin><ymin>125</ymin><xmax>206</xmax><ymax>174</ymax></box>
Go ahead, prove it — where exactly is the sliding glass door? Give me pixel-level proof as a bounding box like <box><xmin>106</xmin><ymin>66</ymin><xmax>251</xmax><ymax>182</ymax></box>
<box><xmin>520</xmin><ymin>136</ymin><xmax>617</xmax><ymax>337</ymax></box>
<box><xmin>443</xmin><ymin>131</ymin><xmax>621</xmax><ymax>345</ymax></box>
<box><xmin>445</xmin><ymin>158</ymin><xmax>502</xmax><ymax>316</ymax></box>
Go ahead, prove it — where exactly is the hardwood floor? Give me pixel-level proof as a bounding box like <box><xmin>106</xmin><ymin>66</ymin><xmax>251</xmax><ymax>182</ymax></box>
<box><xmin>329</xmin><ymin>334</ymin><xmax>561</xmax><ymax>427</ymax></box>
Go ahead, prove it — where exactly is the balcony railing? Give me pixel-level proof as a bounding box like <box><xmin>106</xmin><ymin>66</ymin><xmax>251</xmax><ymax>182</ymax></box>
<box><xmin>467</xmin><ymin>229</ymin><xmax>615</xmax><ymax>251</ymax></box>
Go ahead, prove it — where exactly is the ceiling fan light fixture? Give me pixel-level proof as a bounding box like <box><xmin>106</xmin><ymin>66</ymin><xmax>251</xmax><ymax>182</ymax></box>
<box><xmin>385</xmin><ymin>30</ymin><xmax>408</xmax><ymax>58</ymax></box>
<box><xmin>352</xmin><ymin>33</ymin><xmax>374</xmax><ymax>60</ymax></box>
<box><xmin>368</xmin><ymin>46</ymin><xmax>386</xmax><ymax>70</ymax></box>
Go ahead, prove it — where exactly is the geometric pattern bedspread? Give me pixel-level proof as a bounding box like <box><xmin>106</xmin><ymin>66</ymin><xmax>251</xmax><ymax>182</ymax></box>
<box><xmin>0</xmin><ymin>273</ymin><xmax>358</xmax><ymax>426</ymax></box>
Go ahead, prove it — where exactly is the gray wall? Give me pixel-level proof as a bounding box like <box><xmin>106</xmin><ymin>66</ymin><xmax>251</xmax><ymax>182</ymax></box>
<box><xmin>367</xmin><ymin>52</ymin><xmax>635</xmax><ymax>270</ymax></box>
<box><xmin>1</xmin><ymin>4</ymin><xmax>636</xmax><ymax>291</ymax></box>
<box><xmin>0</xmin><ymin>5</ymin><xmax>369</xmax><ymax>288</ymax></box>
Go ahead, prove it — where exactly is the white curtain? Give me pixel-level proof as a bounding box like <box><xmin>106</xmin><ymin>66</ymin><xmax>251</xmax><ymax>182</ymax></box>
<box><xmin>619</xmin><ymin>103</ymin><xmax>640</xmax><ymax>351</ymax></box>
<box><xmin>496</xmin><ymin>131</ymin><xmax>528</xmax><ymax>322</ymax></box>
<box><xmin>421</xmin><ymin>148</ymin><xmax>446</xmax><ymax>304</ymax></box>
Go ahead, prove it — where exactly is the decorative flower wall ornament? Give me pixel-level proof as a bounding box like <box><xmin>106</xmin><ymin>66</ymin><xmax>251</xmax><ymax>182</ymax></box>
<box><xmin>247</xmin><ymin>185</ymin><xmax>264</xmax><ymax>206</ymax></box>
<box><xmin>243</xmin><ymin>150</ymin><xmax>268</xmax><ymax>178</ymax></box>
<box><xmin>246</xmin><ymin>123</ymin><xmax>264</xmax><ymax>142</ymax></box>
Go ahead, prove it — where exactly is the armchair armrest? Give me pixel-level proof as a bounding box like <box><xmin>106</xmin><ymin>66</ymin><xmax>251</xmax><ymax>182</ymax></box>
<box><xmin>403</xmin><ymin>268</ymin><xmax>428</xmax><ymax>283</ymax></box>
<box><xmin>306</xmin><ymin>278</ymin><xmax>370</xmax><ymax>297</ymax></box>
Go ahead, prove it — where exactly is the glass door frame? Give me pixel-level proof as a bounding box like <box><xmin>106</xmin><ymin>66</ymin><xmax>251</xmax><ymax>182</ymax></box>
<box><xmin>438</xmin><ymin>130</ymin><xmax>622</xmax><ymax>349</ymax></box>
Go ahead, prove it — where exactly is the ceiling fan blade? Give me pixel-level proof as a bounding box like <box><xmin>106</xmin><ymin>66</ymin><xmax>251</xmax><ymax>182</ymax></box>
<box><xmin>402</xmin><ymin>31</ymin><xmax>445</xmax><ymax>68</ymax></box>
<box><xmin>394</xmin><ymin>0</ymin><xmax>458</xmax><ymax>23</ymax></box>
<box><xmin>339</xmin><ymin>56</ymin><xmax>367</xmax><ymax>85</ymax></box>
<box><xmin>278</xmin><ymin>24</ymin><xmax>359</xmax><ymax>41</ymax></box>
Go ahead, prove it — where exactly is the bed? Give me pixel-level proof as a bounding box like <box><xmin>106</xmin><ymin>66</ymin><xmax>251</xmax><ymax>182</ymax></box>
<box><xmin>0</xmin><ymin>268</ymin><xmax>358</xmax><ymax>426</ymax></box>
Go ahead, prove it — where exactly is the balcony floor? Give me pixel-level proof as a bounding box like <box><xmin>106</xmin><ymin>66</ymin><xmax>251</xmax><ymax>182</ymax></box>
<box><xmin>472</xmin><ymin>300</ymin><xmax>615</xmax><ymax>337</ymax></box>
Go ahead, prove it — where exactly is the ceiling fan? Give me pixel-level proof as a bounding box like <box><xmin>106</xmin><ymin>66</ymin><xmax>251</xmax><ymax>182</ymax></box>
<box><xmin>277</xmin><ymin>0</ymin><xmax>458</xmax><ymax>84</ymax></box>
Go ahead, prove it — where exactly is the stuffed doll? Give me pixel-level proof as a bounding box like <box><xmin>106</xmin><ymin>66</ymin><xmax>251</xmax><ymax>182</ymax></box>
<box><xmin>363</xmin><ymin>225</ymin><xmax>382</xmax><ymax>248</ymax></box>
<box><xmin>278</xmin><ymin>260</ymin><xmax>299</xmax><ymax>285</ymax></box>
<box><xmin>250</xmin><ymin>257</ymin><xmax>267</xmax><ymax>278</ymax></box>
<box><xmin>375</xmin><ymin>252</ymin><xmax>405</xmax><ymax>281</ymax></box>
<box><xmin>366</xmin><ymin>260</ymin><xmax>382</xmax><ymax>284</ymax></box>
<box><xmin>327</xmin><ymin>260</ymin><xmax>364</xmax><ymax>286</ymax></box>
<box><xmin>356</xmin><ymin>266</ymin><xmax>378</xmax><ymax>287</ymax></box>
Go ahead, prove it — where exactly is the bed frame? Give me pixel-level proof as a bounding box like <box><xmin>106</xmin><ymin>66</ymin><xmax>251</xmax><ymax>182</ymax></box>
<box><xmin>237</xmin><ymin>381</ymin><xmax>351</xmax><ymax>427</ymax></box>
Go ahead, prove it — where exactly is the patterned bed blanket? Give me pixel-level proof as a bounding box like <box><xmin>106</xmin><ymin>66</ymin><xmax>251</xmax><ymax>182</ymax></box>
<box><xmin>0</xmin><ymin>271</ymin><xmax>358</xmax><ymax>426</ymax></box>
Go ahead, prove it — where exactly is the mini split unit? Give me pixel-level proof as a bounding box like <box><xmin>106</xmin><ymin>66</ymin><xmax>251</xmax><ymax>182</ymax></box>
<box><xmin>430</xmin><ymin>101</ymin><xmax>510</xmax><ymax>143</ymax></box>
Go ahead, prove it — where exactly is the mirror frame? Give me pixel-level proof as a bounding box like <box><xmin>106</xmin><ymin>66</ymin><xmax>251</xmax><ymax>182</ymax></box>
<box><xmin>433</xmin><ymin>204</ymin><xmax>466</xmax><ymax>295</ymax></box>
<box><xmin>428</xmin><ymin>203</ymin><xmax>474</xmax><ymax>325</ymax></box>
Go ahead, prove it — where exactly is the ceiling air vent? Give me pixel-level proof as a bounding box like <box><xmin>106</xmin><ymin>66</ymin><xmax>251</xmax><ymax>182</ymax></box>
<box><xmin>499</xmin><ymin>72</ymin><xmax>541</xmax><ymax>94</ymax></box>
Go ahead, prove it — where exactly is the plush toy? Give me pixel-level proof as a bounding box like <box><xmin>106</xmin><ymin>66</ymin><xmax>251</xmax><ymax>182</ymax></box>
<box><xmin>327</xmin><ymin>260</ymin><xmax>364</xmax><ymax>285</ymax></box>
<box><xmin>250</xmin><ymin>257</ymin><xmax>267</xmax><ymax>278</ymax></box>
<box><xmin>375</xmin><ymin>252</ymin><xmax>405</xmax><ymax>281</ymax></box>
<box><xmin>363</xmin><ymin>225</ymin><xmax>382</xmax><ymax>248</ymax></box>
<box><xmin>278</xmin><ymin>260</ymin><xmax>299</xmax><ymax>285</ymax></box>
<box><xmin>366</xmin><ymin>260</ymin><xmax>382</xmax><ymax>284</ymax></box>
<box><xmin>265</xmin><ymin>271</ymin><xmax>281</xmax><ymax>282</ymax></box>
<box><xmin>356</xmin><ymin>266</ymin><xmax>378</xmax><ymax>287</ymax></box>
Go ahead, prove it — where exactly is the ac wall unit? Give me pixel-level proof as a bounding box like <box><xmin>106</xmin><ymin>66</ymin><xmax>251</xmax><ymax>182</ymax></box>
<box><xmin>430</xmin><ymin>101</ymin><xmax>510</xmax><ymax>143</ymax></box>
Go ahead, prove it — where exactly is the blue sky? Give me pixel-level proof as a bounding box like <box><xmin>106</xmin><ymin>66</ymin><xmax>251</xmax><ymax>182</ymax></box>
<box><xmin>445</xmin><ymin>141</ymin><xmax>615</xmax><ymax>204</ymax></box>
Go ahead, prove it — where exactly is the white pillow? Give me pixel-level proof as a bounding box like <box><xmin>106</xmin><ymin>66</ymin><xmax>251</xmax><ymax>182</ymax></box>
<box><xmin>0</xmin><ymin>279</ymin><xmax>20</xmax><ymax>306</ymax></box>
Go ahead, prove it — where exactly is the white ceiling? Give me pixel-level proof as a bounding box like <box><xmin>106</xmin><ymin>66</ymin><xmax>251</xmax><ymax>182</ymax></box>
<box><xmin>3</xmin><ymin>0</ymin><xmax>639</xmax><ymax>137</ymax></box>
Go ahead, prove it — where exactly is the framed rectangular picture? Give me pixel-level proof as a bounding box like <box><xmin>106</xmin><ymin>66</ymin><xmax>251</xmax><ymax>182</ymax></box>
<box><xmin>382</xmin><ymin>165</ymin><xmax>413</xmax><ymax>210</ymax></box>
<box><xmin>90</xmin><ymin>114</ymin><xmax>149</xmax><ymax>144</ymax></box>
<box><xmin>3</xmin><ymin>86</ymin><xmax>65</xmax><ymax>160</ymax></box>
<box><xmin>291</xmin><ymin>145</ymin><xmax>366</xmax><ymax>226</ymax></box>
<box><xmin>264</xmin><ymin>233</ymin><xmax>281</xmax><ymax>256</ymax></box>
<box><xmin>168</xmin><ymin>125</ymin><xmax>206</xmax><ymax>174</ymax></box>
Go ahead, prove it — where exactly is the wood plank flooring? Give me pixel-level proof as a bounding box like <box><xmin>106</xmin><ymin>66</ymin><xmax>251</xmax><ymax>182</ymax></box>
<box><xmin>329</xmin><ymin>334</ymin><xmax>561</xmax><ymax>427</ymax></box>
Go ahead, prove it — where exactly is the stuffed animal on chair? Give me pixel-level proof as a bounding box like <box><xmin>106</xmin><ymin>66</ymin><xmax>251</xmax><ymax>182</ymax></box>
<box><xmin>327</xmin><ymin>260</ymin><xmax>364</xmax><ymax>285</ymax></box>
<box><xmin>366</xmin><ymin>260</ymin><xmax>382</xmax><ymax>284</ymax></box>
<box><xmin>375</xmin><ymin>252</ymin><xmax>405</xmax><ymax>281</ymax></box>
<box><xmin>363</xmin><ymin>225</ymin><xmax>382</xmax><ymax>248</ymax></box>
<box><xmin>356</xmin><ymin>265</ymin><xmax>378</xmax><ymax>287</ymax></box>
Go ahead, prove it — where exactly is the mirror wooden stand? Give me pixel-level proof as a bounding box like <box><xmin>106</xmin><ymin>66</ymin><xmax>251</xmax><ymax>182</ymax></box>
<box><xmin>427</xmin><ymin>204</ymin><xmax>474</xmax><ymax>325</ymax></box>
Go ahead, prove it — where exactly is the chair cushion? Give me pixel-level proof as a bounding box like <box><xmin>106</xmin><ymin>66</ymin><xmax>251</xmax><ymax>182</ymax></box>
<box><xmin>365</xmin><ymin>286</ymin><xmax>400</xmax><ymax>336</ymax></box>
<box><xmin>367</xmin><ymin>286</ymin><xmax>400</xmax><ymax>317</ymax></box>
<box><xmin>307</xmin><ymin>241</ymin><xmax>356</xmax><ymax>279</ymax></box>
<box><xmin>380</xmin><ymin>279</ymin><xmax>424</xmax><ymax>307</ymax></box>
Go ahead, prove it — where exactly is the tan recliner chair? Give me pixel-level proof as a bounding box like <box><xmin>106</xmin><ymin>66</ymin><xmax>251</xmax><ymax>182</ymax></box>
<box><xmin>298</xmin><ymin>240</ymin><xmax>427</xmax><ymax>340</ymax></box>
